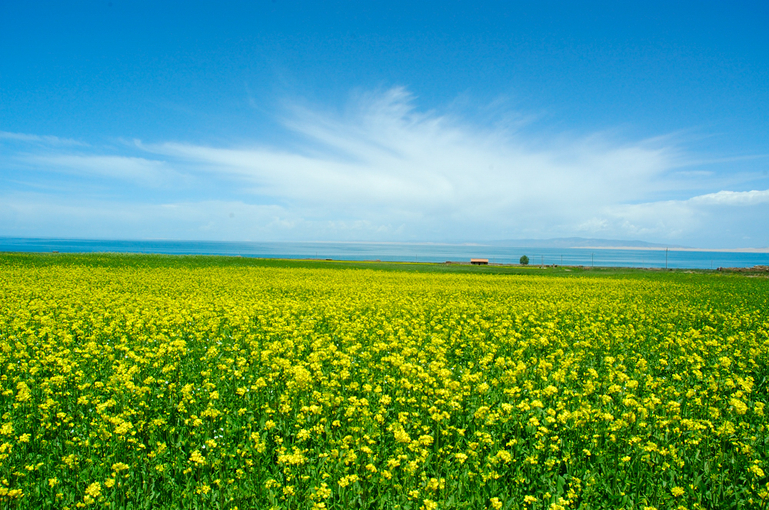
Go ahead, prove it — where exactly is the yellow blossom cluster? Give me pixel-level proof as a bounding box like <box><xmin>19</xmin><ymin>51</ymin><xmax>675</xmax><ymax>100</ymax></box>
<box><xmin>0</xmin><ymin>254</ymin><xmax>767</xmax><ymax>509</ymax></box>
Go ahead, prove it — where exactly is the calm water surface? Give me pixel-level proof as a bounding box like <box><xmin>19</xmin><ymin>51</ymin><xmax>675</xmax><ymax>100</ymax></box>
<box><xmin>1</xmin><ymin>237</ymin><xmax>767</xmax><ymax>270</ymax></box>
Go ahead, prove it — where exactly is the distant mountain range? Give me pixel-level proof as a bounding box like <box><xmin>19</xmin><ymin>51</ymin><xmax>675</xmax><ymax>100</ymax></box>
<box><xmin>486</xmin><ymin>237</ymin><xmax>687</xmax><ymax>249</ymax></box>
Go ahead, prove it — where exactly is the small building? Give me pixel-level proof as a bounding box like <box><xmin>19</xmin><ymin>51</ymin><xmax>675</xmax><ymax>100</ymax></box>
<box><xmin>470</xmin><ymin>258</ymin><xmax>489</xmax><ymax>265</ymax></box>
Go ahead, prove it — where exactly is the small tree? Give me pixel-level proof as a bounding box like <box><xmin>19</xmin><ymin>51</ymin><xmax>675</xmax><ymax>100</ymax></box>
<box><xmin>519</xmin><ymin>255</ymin><xmax>529</xmax><ymax>265</ymax></box>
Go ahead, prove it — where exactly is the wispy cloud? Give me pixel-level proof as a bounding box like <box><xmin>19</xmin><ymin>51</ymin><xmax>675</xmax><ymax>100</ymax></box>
<box><xmin>140</xmin><ymin>88</ymin><xmax>685</xmax><ymax>225</ymax></box>
<box><xmin>2</xmin><ymin>87</ymin><xmax>768</xmax><ymax>246</ymax></box>
<box><xmin>0</xmin><ymin>131</ymin><xmax>87</xmax><ymax>147</ymax></box>
<box><xmin>25</xmin><ymin>154</ymin><xmax>183</xmax><ymax>187</ymax></box>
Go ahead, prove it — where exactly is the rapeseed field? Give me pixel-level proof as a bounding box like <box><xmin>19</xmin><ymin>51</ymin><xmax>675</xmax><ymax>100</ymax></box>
<box><xmin>0</xmin><ymin>255</ymin><xmax>767</xmax><ymax>509</ymax></box>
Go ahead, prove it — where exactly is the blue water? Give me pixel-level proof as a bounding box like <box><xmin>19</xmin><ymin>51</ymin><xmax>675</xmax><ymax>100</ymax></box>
<box><xmin>1</xmin><ymin>237</ymin><xmax>767</xmax><ymax>270</ymax></box>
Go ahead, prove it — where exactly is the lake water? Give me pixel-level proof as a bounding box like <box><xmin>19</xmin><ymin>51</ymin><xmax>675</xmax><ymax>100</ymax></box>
<box><xmin>1</xmin><ymin>237</ymin><xmax>767</xmax><ymax>270</ymax></box>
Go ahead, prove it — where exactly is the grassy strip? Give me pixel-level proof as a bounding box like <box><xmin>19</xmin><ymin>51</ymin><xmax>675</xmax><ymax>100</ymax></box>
<box><xmin>0</xmin><ymin>252</ymin><xmax>729</xmax><ymax>278</ymax></box>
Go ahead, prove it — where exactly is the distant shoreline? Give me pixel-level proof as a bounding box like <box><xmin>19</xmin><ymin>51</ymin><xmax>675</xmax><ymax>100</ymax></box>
<box><xmin>576</xmin><ymin>246</ymin><xmax>769</xmax><ymax>253</ymax></box>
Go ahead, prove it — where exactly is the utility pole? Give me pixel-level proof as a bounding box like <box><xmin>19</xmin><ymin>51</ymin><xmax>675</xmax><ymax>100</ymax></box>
<box><xmin>591</xmin><ymin>253</ymin><xmax>594</xmax><ymax>267</ymax></box>
<box><xmin>665</xmin><ymin>248</ymin><xmax>668</xmax><ymax>269</ymax></box>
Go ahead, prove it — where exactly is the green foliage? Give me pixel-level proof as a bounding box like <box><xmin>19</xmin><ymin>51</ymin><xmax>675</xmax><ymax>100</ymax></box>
<box><xmin>519</xmin><ymin>255</ymin><xmax>529</xmax><ymax>265</ymax></box>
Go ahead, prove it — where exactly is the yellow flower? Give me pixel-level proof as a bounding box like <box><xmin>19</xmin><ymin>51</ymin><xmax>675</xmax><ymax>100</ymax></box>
<box><xmin>493</xmin><ymin>450</ymin><xmax>512</xmax><ymax>463</ymax></box>
<box><xmin>15</xmin><ymin>382</ymin><xmax>32</xmax><ymax>402</ymax></box>
<box><xmin>189</xmin><ymin>450</ymin><xmax>206</xmax><ymax>465</ymax></box>
<box><xmin>418</xmin><ymin>434</ymin><xmax>434</xmax><ymax>446</ymax></box>
<box><xmin>393</xmin><ymin>428</ymin><xmax>411</xmax><ymax>444</ymax></box>
<box><xmin>85</xmin><ymin>482</ymin><xmax>101</xmax><ymax>498</ymax></box>
<box><xmin>730</xmin><ymin>397</ymin><xmax>748</xmax><ymax>415</ymax></box>
<box><xmin>314</xmin><ymin>483</ymin><xmax>332</xmax><ymax>499</ymax></box>
<box><xmin>337</xmin><ymin>474</ymin><xmax>359</xmax><ymax>488</ymax></box>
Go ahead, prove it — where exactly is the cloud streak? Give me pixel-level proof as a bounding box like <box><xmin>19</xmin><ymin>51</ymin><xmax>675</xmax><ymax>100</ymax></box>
<box><xmin>0</xmin><ymin>131</ymin><xmax>87</xmax><ymax>147</ymax></box>
<box><xmin>25</xmin><ymin>154</ymin><xmax>185</xmax><ymax>188</ymax></box>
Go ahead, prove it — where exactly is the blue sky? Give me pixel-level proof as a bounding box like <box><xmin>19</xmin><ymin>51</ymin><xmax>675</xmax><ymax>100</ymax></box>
<box><xmin>1</xmin><ymin>1</ymin><xmax>768</xmax><ymax>248</ymax></box>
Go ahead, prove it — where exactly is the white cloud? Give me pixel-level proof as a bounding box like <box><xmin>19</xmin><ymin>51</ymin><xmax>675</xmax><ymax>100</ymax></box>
<box><xmin>137</xmin><ymin>88</ymin><xmax>685</xmax><ymax>237</ymax></box>
<box><xmin>688</xmin><ymin>188</ymin><xmax>769</xmax><ymax>206</ymax></box>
